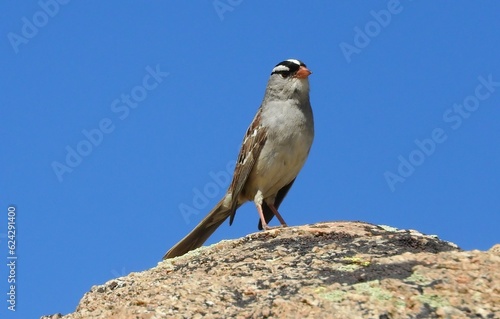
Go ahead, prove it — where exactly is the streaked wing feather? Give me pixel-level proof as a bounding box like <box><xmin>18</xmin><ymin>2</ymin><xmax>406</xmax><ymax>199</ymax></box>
<box><xmin>228</xmin><ymin>109</ymin><xmax>267</xmax><ymax>225</ymax></box>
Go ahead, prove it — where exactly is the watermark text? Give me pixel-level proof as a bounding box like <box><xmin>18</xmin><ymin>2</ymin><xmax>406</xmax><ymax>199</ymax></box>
<box><xmin>384</xmin><ymin>74</ymin><xmax>500</xmax><ymax>191</ymax></box>
<box><xmin>6</xmin><ymin>206</ymin><xmax>17</xmax><ymax>312</ymax></box>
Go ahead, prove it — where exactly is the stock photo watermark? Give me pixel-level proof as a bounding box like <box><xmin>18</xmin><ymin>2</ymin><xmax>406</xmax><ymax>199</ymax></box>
<box><xmin>111</xmin><ymin>266</ymin><xmax>128</xmax><ymax>278</ymax></box>
<box><xmin>384</xmin><ymin>74</ymin><xmax>500</xmax><ymax>192</ymax></box>
<box><xmin>213</xmin><ymin>0</ymin><xmax>243</xmax><ymax>21</ymax></box>
<box><xmin>179</xmin><ymin>160</ymin><xmax>236</xmax><ymax>224</ymax></box>
<box><xmin>51</xmin><ymin>64</ymin><xmax>169</xmax><ymax>182</ymax></box>
<box><xmin>6</xmin><ymin>206</ymin><xmax>17</xmax><ymax>312</ymax></box>
<box><xmin>7</xmin><ymin>0</ymin><xmax>71</xmax><ymax>54</ymax></box>
<box><xmin>339</xmin><ymin>0</ymin><xmax>413</xmax><ymax>63</ymax></box>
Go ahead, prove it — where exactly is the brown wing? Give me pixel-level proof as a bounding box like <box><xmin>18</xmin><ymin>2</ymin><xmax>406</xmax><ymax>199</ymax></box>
<box><xmin>228</xmin><ymin>108</ymin><xmax>267</xmax><ymax>225</ymax></box>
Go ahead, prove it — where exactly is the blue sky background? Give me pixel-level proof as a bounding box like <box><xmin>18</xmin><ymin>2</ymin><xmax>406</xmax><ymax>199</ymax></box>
<box><xmin>1</xmin><ymin>1</ymin><xmax>500</xmax><ymax>318</ymax></box>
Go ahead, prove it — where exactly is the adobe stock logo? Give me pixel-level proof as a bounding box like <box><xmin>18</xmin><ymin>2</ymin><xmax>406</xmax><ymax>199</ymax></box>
<box><xmin>213</xmin><ymin>0</ymin><xmax>243</xmax><ymax>21</ymax></box>
<box><xmin>51</xmin><ymin>64</ymin><xmax>169</xmax><ymax>182</ymax></box>
<box><xmin>384</xmin><ymin>74</ymin><xmax>500</xmax><ymax>192</ymax></box>
<box><xmin>339</xmin><ymin>0</ymin><xmax>413</xmax><ymax>63</ymax></box>
<box><xmin>179</xmin><ymin>160</ymin><xmax>236</xmax><ymax>224</ymax></box>
<box><xmin>7</xmin><ymin>0</ymin><xmax>71</xmax><ymax>54</ymax></box>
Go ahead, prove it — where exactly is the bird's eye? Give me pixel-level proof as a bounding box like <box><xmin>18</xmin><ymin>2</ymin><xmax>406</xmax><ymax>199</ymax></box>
<box><xmin>280</xmin><ymin>73</ymin><xmax>289</xmax><ymax>78</ymax></box>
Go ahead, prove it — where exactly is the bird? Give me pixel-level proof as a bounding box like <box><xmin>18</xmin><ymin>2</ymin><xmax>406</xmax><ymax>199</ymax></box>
<box><xmin>163</xmin><ymin>59</ymin><xmax>314</xmax><ymax>259</ymax></box>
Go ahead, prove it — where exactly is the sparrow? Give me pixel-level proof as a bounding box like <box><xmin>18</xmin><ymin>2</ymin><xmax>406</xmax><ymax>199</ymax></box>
<box><xmin>164</xmin><ymin>59</ymin><xmax>314</xmax><ymax>259</ymax></box>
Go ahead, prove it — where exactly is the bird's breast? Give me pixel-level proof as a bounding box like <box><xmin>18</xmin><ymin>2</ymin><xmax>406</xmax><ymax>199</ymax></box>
<box><xmin>242</xmin><ymin>101</ymin><xmax>314</xmax><ymax>201</ymax></box>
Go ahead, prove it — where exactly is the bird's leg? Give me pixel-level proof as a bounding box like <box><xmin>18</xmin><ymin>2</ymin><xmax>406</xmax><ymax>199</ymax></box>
<box><xmin>255</xmin><ymin>202</ymin><xmax>289</xmax><ymax>230</ymax></box>
<box><xmin>268</xmin><ymin>203</ymin><xmax>288</xmax><ymax>227</ymax></box>
<box><xmin>255</xmin><ymin>203</ymin><xmax>271</xmax><ymax>230</ymax></box>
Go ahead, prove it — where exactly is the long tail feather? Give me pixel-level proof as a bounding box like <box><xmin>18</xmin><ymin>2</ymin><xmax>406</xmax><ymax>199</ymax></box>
<box><xmin>163</xmin><ymin>199</ymin><xmax>232</xmax><ymax>259</ymax></box>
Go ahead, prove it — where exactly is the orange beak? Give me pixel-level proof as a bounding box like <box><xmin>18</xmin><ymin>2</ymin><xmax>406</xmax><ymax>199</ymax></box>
<box><xmin>296</xmin><ymin>66</ymin><xmax>312</xmax><ymax>79</ymax></box>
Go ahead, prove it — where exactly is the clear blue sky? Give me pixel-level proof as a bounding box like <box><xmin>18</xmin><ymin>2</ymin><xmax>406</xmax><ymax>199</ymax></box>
<box><xmin>1</xmin><ymin>1</ymin><xmax>499</xmax><ymax>318</ymax></box>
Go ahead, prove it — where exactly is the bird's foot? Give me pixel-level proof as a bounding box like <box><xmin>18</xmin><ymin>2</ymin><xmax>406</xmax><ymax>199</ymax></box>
<box><xmin>263</xmin><ymin>224</ymin><xmax>288</xmax><ymax>230</ymax></box>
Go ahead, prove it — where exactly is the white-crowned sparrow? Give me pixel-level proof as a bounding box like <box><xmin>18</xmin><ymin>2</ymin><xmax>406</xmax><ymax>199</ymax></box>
<box><xmin>164</xmin><ymin>59</ymin><xmax>314</xmax><ymax>259</ymax></box>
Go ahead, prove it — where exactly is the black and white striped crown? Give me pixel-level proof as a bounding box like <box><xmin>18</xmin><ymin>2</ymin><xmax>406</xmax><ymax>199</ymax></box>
<box><xmin>271</xmin><ymin>59</ymin><xmax>306</xmax><ymax>77</ymax></box>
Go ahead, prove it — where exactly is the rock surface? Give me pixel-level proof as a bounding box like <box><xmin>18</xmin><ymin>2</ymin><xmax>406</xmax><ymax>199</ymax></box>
<box><xmin>44</xmin><ymin>222</ymin><xmax>500</xmax><ymax>319</ymax></box>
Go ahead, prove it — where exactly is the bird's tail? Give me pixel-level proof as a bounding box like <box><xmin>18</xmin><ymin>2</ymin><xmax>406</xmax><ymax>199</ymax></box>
<box><xmin>163</xmin><ymin>199</ymin><xmax>232</xmax><ymax>259</ymax></box>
